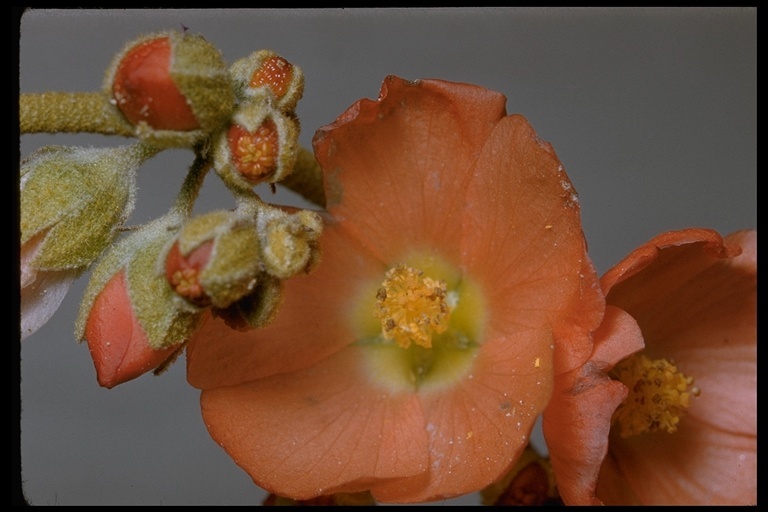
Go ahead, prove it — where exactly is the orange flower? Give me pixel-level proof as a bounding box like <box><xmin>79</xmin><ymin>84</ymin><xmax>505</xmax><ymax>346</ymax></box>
<box><xmin>543</xmin><ymin>228</ymin><xmax>757</xmax><ymax>505</ymax></box>
<box><xmin>186</xmin><ymin>76</ymin><xmax>601</xmax><ymax>503</ymax></box>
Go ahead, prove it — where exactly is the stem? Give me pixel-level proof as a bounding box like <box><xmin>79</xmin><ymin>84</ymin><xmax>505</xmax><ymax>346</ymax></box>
<box><xmin>20</xmin><ymin>92</ymin><xmax>135</xmax><ymax>136</ymax></box>
<box><xmin>168</xmin><ymin>146</ymin><xmax>211</xmax><ymax>218</ymax></box>
<box><xmin>232</xmin><ymin>187</ymin><xmax>267</xmax><ymax>218</ymax></box>
<box><xmin>279</xmin><ymin>146</ymin><xmax>326</xmax><ymax>208</ymax></box>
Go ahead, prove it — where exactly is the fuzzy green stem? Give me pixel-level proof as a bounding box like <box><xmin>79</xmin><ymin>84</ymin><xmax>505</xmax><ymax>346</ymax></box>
<box><xmin>279</xmin><ymin>146</ymin><xmax>326</xmax><ymax>208</ymax></box>
<box><xmin>169</xmin><ymin>146</ymin><xmax>211</xmax><ymax>218</ymax></box>
<box><xmin>232</xmin><ymin>187</ymin><xmax>268</xmax><ymax>218</ymax></box>
<box><xmin>20</xmin><ymin>92</ymin><xmax>135</xmax><ymax>136</ymax></box>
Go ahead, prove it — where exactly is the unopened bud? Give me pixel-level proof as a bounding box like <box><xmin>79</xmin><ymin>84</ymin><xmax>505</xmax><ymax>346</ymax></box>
<box><xmin>229</xmin><ymin>50</ymin><xmax>304</xmax><ymax>112</ymax></box>
<box><xmin>258</xmin><ymin>207</ymin><xmax>323</xmax><ymax>279</ymax></box>
<box><xmin>20</xmin><ymin>144</ymin><xmax>150</xmax><ymax>273</ymax></box>
<box><xmin>76</xmin><ymin>214</ymin><xmax>202</xmax><ymax>386</ymax></box>
<box><xmin>105</xmin><ymin>30</ymin><xmax>235</xmax><ymax>147</ymax></box>
<box><xmin>83</xmin><ymin>270</ymin><xmax>181</xmax><ymax>388</ymax></box>
<box><xmin>164</xmin><ymin>210</ymin><xmax>262</xmax><ymax>309</ymax></box>
<box><xmin>213</xmin><ymin>102</ymin><xmax>300</xmax><ymax>189</ymax></box>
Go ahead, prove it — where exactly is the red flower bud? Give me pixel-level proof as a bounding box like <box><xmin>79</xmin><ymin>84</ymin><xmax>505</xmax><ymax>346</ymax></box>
<box><xmin>112</xmin><ymin>36</ymin><xmax>199</xmax><ymax>131</ymax></box>
<box><xmin>213</xmin><ymin>103</ymin><xmax>300</xmax><ymax>190</ymax></box>
<box><xmin>84</xmin><ymin>270</ymin><xmax>179</xmax><ymax>389</ymax></box>
<box><xmin>249</xmin><ymin>54</ymin><xmax>294</xmax><ymax>101</ymax></box>
<box><xmin>229</xmin><ymin>50</ymin><xmax>304</xmax><ymax>112</ymax></box>
<box><xmin>105</xmin><ymin>31</ymin><xmax>235</xmax><ymax>147</ymax></box>
<box><xmin>227</xmin><ymin>119</ymin><xmax>280</xmax><ymax>183</ymax></box>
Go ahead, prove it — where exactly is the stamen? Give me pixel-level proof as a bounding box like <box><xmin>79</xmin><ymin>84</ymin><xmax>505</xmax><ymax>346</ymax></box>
<box><xmin>170</xmin><ymin>268</ymin><xmax>206</xmax><ymax>302</ymax></box>
<box><xmin>373</xmin><ymin>264</ymin><xmax>451</xmax><ymax>349</ymax></box>
<box><xmin>610</xmin><ymin>353</ymin><xmax>699</xmax><ymax>438</ymax></box>
<box><xmin>165</xmin><ymin>240</ymin><xmax>213</xmax><ymax>307</ymax></box>
<box><xmin>228</xmin><ymin>120</ymin><xmax>279</xmax><ymax>182</ymax></box>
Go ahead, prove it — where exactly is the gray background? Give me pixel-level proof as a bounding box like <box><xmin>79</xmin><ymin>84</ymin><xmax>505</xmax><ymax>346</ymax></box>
<box><xmin>18</xmin><ymin>8</ymin><xmax>756</xmax><ymax>506</ymax></box>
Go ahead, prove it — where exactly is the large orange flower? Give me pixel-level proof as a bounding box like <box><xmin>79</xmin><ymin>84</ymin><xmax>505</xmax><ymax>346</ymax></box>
<box><xmin>185</xmin><ymin>76</ymin><xmax>602</xmax><ymax>503</ymax></box>
<box><xmin>543</xmin><ymin>228</ymin><xmax>757</xmax><ymax>505</ymax></box>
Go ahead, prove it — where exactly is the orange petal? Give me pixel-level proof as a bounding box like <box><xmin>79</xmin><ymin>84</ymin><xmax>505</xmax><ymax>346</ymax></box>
<box><xmin>85</xmin><ymin>270</ymin><xmax>177</xmax><ymax>388</ymax></box>
<box><xmin>543</xmin><ymin>306</ymin><xmax>644</xmax><ymax>505</ymax></box>
<box><xmin>598</xmin><ymin>413</ymin><xmax>757</xmax><ymax>505</ymax></box>
<box><xmin>373</xmin><ymin>327</ymin><xmax>556</xmax><ymax>503</ymax></box>
<box><xmin>312</xmin><ymin>76</ymin><xmax>506</xmax><ymax>264</ymax></box>
<box><xmin>461</xmin><ymin>114</ymin><xmax>602</xmax><ymax>376</ymax></box>
<box><xmin>186</xmin><ymin>221</ymin><xmax>385</xmax><ymax>389</ymax></box>
<box><xmin>599</xmin><ymin>228</ymin><xmax>734</xmax><ymax>296</ymax></box>
<box><xmin>199</xmin><ymin>346</ymin><xmax>428</xmax><ymax>501</ymax></box>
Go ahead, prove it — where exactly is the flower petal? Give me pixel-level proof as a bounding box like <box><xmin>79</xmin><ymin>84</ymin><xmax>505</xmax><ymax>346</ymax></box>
<box><xmin>598</xmin><ymin>413</ymin><xmax>757</xmax><ymax>505</ymax></box>
<box><xmin>186</xmin><ymin>220</ymin><xmax>385</xmax><ymax>389</ymax></box>
<box><xmin>543</xmin><ymin>306</ymin><xmax>644</xmax><ymax>505</ymax></box>
<box><xmin>199</xmin><ymin>346</ymin><xmax>428</xmax><ymax>500</ymax></box>
<box><xmin>312</xmin><ymin>76</ymin><xmax>507</xmax><ymax>264</ymax></box>
<box><xmin>84</xmin><ymin>270</ymin><xmax>177</xmax><ymax>388</ymax></box>
<box><xmin>462</xmin><ymin>114</ymin><xmax>602</xmax><ymax>376</ymax></box>
<box><xmin>20</xmin><ymin>231</ymin><xmax>79</xmax><ymax>340</ymax></box>
<box><xmin>373</xmin><ymin>327</ymin><xmax>556</xmax><ymax>503</ymax></box>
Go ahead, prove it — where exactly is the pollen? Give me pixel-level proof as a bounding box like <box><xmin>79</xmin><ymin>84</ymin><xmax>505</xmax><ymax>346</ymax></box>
<box><xmin>374</xmin><ymin>264</ymin><xmax>451</xmax><ymax>349</ymax></box>
<box><xmin>610</xmin><ymin>353</ymin><xmax>699</xmax><ymax>438</ymax></box>
<box><xmin>228</xmin><ymin>120</ymin><xmax>279</xmax><ymax>182</ymax></box>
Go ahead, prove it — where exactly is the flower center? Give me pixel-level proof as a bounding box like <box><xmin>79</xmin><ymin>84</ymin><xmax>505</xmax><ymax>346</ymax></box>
<box><xmin>610</xmin><ymin>353</ymin><xmax>699</xmax><ymax>438</ymax></box>
<box><xmin>373</xmin><ymin>264</ymin><xmax>453</xmax><ymax>349</ymax></box>
<box><xmin>353</xmin><ymin>253</ymin><xmax>485</xmax><ymax>392</ymax></box>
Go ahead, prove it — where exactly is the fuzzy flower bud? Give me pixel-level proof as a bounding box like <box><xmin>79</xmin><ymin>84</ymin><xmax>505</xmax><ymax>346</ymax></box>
<box><xmin>164</xmin><ymin>210</ymin><xmax>262</xmax><ymax>309</ymax></box>
<box><xmin>105</xmin><ymin>30</ymin><xmax>235</xmax><ymax>148</ymax></box>
<box><xmin>213</xmin><ymin>102</ymin><xmax>300</xmax><ymax>189</ymax></box>
<box><xmin>76</xmin><ymin>214</ymin><xmax>201</xmax><ymax>387</ymax></box>
<box><xmin>229</xmin><ymin>50</ymin><xmax>304</xmax><ymax>112</ymax></box>
<box><xmin>257</xmin><ymin>207</ymin><xmax>323</xmax><ymax>279</ymax></box>
<box><xmin>20</xmin><ymin>144</ymin><xmax>152</xmax><ymax>340</ymax></box>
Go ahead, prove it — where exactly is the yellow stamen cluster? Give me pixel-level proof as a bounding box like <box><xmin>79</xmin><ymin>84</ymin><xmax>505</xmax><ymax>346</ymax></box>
<box><xmin>229</xmin><ymin>120</ymin><xmax>278</xmax><ymax>182</ymax></box>
<box><xmin>170</xmin><ymin>268</ymin><xmax>206</xmax><ymax>303</ymax></box>
<box><xmin>374</xmin><ymin>264</ymin><xmax>451</xmax><ymax>349</ymax></box>
<box><xmin>610</xmin><ymin>353</ymin><xmax>699</xmax><ymax>438</ymax></box>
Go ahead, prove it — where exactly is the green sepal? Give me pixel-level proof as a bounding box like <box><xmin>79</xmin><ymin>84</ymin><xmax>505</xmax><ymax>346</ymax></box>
<box><xmin>213</xmin><ymin>273</ymin><xmax>284</xmax><ymax>331</ymax></box>
<box><xmin>20</xmin><ymin>144</ymin><xmax>151</xmax><ymax>271</ymax></box>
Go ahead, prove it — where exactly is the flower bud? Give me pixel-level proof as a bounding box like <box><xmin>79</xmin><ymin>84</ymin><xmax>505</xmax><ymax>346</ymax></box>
<box><xmin>164</xmin><ymin>210</ymin><xmax>262</xmax><ymax>309</ymax></box>
<box><xmin>213</xmin><ymin>102</ymin><xmax>300</xmax><ymax>189</ymax></box>
<box><xmin>20</xmin><ymin>144</ymin><xmax>151</xmax><ymax>340</ymax></box>
<box><xmin>229</xmin><ymin>50</ymin><xmax>304</xmax><ymax>112</ymax></box>
<box><xmin>105</xmin><ymin>30</ymin><xmax>235</xmax><ymax>148</ymax></box>
<box><xmin>480</xmin><ymin>446</ymin><xmax>560</xmax><ymax>506</ymax></box>
<box><xmin>76</xmin><ymin>214</ymin><xmax>201</xmax><ymax>386</ymax></box>
<box><xmin>257</xmin><ymin>207</ymin><xmax>323</xmax><ymax>279</ymax></box>
<box><xmin>83</xmin><ymin>270</ymin><xmax>181</xmax><ymax>389</ymax></box>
